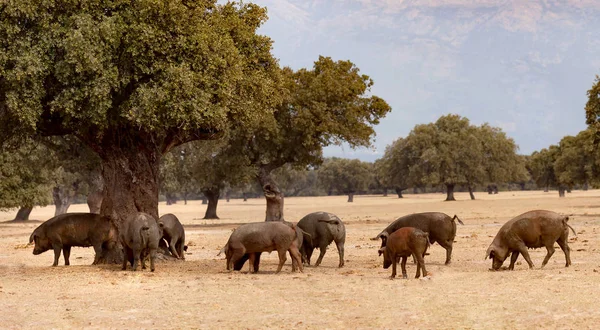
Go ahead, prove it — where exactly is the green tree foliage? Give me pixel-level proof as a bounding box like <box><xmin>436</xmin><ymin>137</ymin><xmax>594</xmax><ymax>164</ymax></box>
<box><xmin>318</xmin><ymin>158</ymin><xmax>372</xmax><ymax>202</ymax></box>
<box><xmin>553</xmin><ymin>129</ymin><xmax>597</xmax><ymax>195</ymax></box>
<box><xmin>272</xmin><ymin>164</ymin><xmax>320</xmax><ymax>197</ymax></box>
<box><xmin>190</xmin><ymin>139</ymin><xmax>255</xmax><ymax>219</ymax></box>
<box><xmin>383</xmin><ymin>114</ymin><xmax>525</xmax><ymax>201</ymax></box>
<box><xmin>376</xmin><ymin>138</ymin><xmax>410</xmax><ymax>198</ymax></box>
<box><xmin>528</xmin><ymin>146</ymin><xmax>559</xmax><ymax>193</ymax></box>
<box><xmin>232</xmin><ymin>56</ymin><xmax>391</xmax><ymax>220</ymax></box>
<box><xmin>0</xmin><ymin>141</ymin><xmax>53</xmax><ymax>214</ymax></box>
<box><xmin>43</xmin><ymin>137</ymin><xmax>102</xmax><ymax>215</ymax></box>
<box><xmin>0</xmin><ymin>1</ymin><xmax>280</xmax><ymax>224</ymax></box>
<box><xmin>585</xmin><ymin>75</ymin><xmax>600</xmax><ymax>139</ymax></box>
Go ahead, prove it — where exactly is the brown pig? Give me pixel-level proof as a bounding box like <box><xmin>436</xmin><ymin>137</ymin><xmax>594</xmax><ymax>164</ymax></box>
<box><xmin>220</xmin><ymin>222</ymin><xmax>303</xmax><ymax>273</ymax></box>
<box><xmin>29</xmin><ymin>213</ymin><xmax>118</xmax><ymax>266</ymax></box>
<box><xmin>378</xmin><ymin>227</ymin><xmax>429</xmax><ymax>279</ymax></box>
<box><xmin>486</xmin><ymin>210</ymin><xmax>576</xmax><ymax>271</ymax></box>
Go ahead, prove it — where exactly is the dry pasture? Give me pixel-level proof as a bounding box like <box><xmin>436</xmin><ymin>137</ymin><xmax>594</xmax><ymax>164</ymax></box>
<box><xmin>1</xmin><ymin>190</ymin><xmax>600</xmax><ymax>329</ymax></box>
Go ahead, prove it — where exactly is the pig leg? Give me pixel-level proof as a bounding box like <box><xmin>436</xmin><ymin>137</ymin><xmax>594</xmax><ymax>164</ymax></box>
<box><xmin>141</xmin><ymin>250</ymin><xmax>147</xmax><ymax>270</ymax></box>
<box><xmin>52</xmin><ymin>244</ymin><xmax>62</xmax><ymax>267</ymax></box>
<box><xmin>63</xmin><ymin>246</ymin><xmax>71</xmax><ymax>266</ymax></box>
<box><xmin>177</xmin><ymin>239</ymin><xmax>185</xmax><ymax>260</ymax></box>
<box><xmin>121</xmin><ymin>248</ymin><xmax>128</xmax><ymax>270</ymax></box>
<box><xmin>275</xmin><ymin>249</ymin><xmax>287</xmax><ymax>273</ymax></box>
<box><xmin>335</xmin><ymin>240</ymin><xmax>345</xmax><ymax>268</ymax></box>
<box><xmin>92</xmin><ymin>244</ymin><xmax>103</xmax><ymax>265</ymax></box>
<box><xmin>557</xmin><ymin>238</ymin><xmax>571</xmax><ymax>267</ymax></box>
<box><xmin>149</xmin><ymin>249</ymin><xmax>156</xmax><ymax>272</ymax></box>
<box><xmin>314</xmin><ymin>245</ymin><xmax>328</xmax><ymax>267</ymax></box>
<box><xmin>436</xmin><ymin>240</ymin><xmax>453</xmax><ymax>265</ymax></box>
<box><xmin>132</xmin><ymin>249</ymin><xmax>142</xmax><ymax>271</ymax></box>
<box><xmin>305</xmin><ymin>247</ymin><xmax>314</xmax><ymax>265</ymax></box>
<box><xmin>517</xmin><ymin>244</ymin><xmax>535</xmax><ymax>269</ymax></box>
<box><xmin>508</xmin><ymin>251</ymin><xmax>520</xmax><ymax>270</ymax></box>
<box><xmin>399</xmin><ymin>256</ymin><xmax>407</xmax><ymax>279</ymax></box>
<box><xmin>289</xmin><ymin>248</ymin><xmax>303</xmax><ymax>273</ymax></box>
<box><xmin>248</xmin><ymin>253</ymin><xmax>256</xmax><ymax>273</ymax></box>
<box><xmin>169</xmin><ymin>238</ymin><xmax>180</xmax><ymax>259</ymax></box>
<box><xmin>229</xmin><ymin>249</ymin><xmax>246</xmax><ymax>271</ymax></box>
<box><xmin>541</xmin><ymin>244</ymin><xmax>556</xmax><ymax>268</ymax></box>
<box><xmin>417</xmin><ymin>253</ymin><xmax>428</xmax><ymax>278</ymax></box>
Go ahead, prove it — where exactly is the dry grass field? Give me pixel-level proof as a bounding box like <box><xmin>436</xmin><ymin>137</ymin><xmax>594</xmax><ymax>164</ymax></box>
<box><xmin>1</xmin><ymin>190</ymin><xmax>600</xmax><ymax>329</ymax></box>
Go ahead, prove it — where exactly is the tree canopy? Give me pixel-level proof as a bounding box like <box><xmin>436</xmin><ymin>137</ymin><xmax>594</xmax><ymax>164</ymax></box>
<box><xmin>0</xmin><ymin>0</ymin><xmax>280</xmax><ymax>224</ymax></box>
<box><xmin>318</xmin><ymin>157</ymin><xmax>372</xmax><ymax>202</ymax></box>
<box><xmin>230</xmin><ymin>56</ymin><xmax>391</xmax><ymax>220</ymax></box>
<box><xmin>381</xmin><ymin>114</ymin><xmax>525</xmax><ymax>201</ymax></box>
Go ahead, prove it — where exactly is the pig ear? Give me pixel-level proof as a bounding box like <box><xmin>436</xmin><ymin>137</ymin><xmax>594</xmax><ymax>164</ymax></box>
<box><xmin>29</xmin><ymin>233</ymin><xmax>36</xmax><ymax>244</ymax></box>
<box><xmin>378</xmin><ymin>247</ymin><xmax>385</xmax><ymax>257</ymax></box>
<box><xmin>485</xmin><ymin>246</ymin><xmax>494</xmax><ymax>260</ymax></box>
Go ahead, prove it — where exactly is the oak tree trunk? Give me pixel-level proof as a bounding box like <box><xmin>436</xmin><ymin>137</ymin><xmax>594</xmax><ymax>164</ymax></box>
<box><xmin>14</xmin><ymin>206</ymin><xmax>33</xmax><ymax>221</ymax></box>
<box><xmin>395</xmin><ymin>187</ymin><xmax>404</xmax><ymax>198</ymax></box>
<box><xmin>445</xmin><ymin>184</ymin><xmax>456</xmax><ymax>201</ymax></box>
<box><xmin>96</xmin><ymin>143</ymin><xmax>160</xmax><ymax>264</ymax></box>
<box><xmin>166</xmin><ymin>192</ymin><xmax>177</xmax><ymax>205</ymax></box>
<box><xmin>242</xmin><ymin>192</ymin><xmax>248</xmax><ymax>202</ymax></box>
<box><xmin>258</xmin><ymin>166</ymin><xmax>284</xmax><ymax>222</ymax></box>
<box><xmin>558</xmin><ymin>186</ymin><xmax>566</xmax><ymax>198</ymax></box>
<box><xmin>87</xmin><ymin>190</ymin><xmax>103</xmax><ymax>214</ymax></box>
<box><xmin>382</xmin><ymin>188</ymin><xmax>388</xmax><ymax>197</ymax></box>
<box><xmin>544</xmin><ymin>186</ymin><xmax>549</xmax><ymax>192</ymax></box>
<box><xmin>203</xmin><ymin>187</ymin><xmax>220</xmax><ymax>219</ymax></box>
<box><xmin>52</xmin><ymin>184</ymin><xmax>78</xmax><ymax>217</ymax></box>
<box><xmin>468</xmin><ymin>186</ymin><xmax>475</xmax><ymax>200</ymax></box>
<box><xmin>583</xmin><ymin>182</ymin><xmax>589</xmax><ymax>191</ymax></box>
<box><xmin>347</xmin><ymin>192</ymin><xmax>354</xmax><ymax>203</ymax></box>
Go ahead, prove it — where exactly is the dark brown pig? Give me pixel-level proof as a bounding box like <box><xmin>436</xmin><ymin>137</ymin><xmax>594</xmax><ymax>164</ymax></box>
<box><xmin>372</xmin><ymin>212</ymin><xmax>463</xmax><ymax>264</ymax></box>
<box><xmin>158</xmin><ymin>213</ymin><xmax>186</xmax><ymax>259</ymax></box>
<box><xmin>297</xmin><ymin>211</ymin><xmax>346</xmax><ymax>267</ymax></box>
<box><xmin>29</xmin><ymin>213</ymin><xmax>118</xmax><ymax>266</ymax></box>
<box><xmin>120</xmin><ymin>213</ymin><xmax>163</xmax><ymax>272</ymax></box>
<box><xmin>378</xmin><ymin>227</ymin><xmax>429</xmax><ymax>279</ymax></box>
<box><xmin>486</xmin><ymin>210</ymin><xmax>576</xmax><ymax>271</ymax></box>
<box><xmin>221</xmin><ymin>222</ymin><xmax>303</xmax><ymax>273</ymax></box>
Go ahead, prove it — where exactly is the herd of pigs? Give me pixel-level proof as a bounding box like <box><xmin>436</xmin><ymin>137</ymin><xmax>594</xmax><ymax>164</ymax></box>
<box><xmin>27</xmin><ymin>209</ymin><xmax>576</xmax><ymax>279</ymax></box>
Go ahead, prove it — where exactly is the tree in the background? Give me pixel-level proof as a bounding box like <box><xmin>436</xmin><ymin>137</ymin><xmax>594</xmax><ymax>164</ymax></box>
<box><xmin>0</xmin><ymin>1</ymin><xmax>280</xmax><ymax>233</ymax></box>
<box><xmin>554</xmin><ymin>129</ymin><xmax>596</xmax><ymax>194</ymax></box>
<box><xmin>160</xmin><ymin>145</ymin><xmax>197</xmax><ymax>205</ymax></box>
<box><xmin>401</xmin><ymin>115</ymin><xmax>485</xmax><ymax>201</ymax></box>
<box><xmin>318</xmin><ymin>158</ymin><xmax>372</xmax><ymax>202</ymax></box>
<box><xmin>229</xmin><ymin>57</ymin><xmax>391</xmax><ymax>220</ymax></box>
<box><xmin>477</xmin><ymin>124</ymin><xmax>528</xmax><ymax>198</ymax></box>
<box><xmin>528</xmin><ymin>146</ymin><xmax>559</xmax><ymax>193</ymax></box>
<box><xmin>0</xmin><ymin>141</ymin><xmax>53</xmax><ymax>220</ymax></box>
<box><xmin>43</xmin><ymin>137</ymin><xmax>102</xmax><ymax>216</ymax></box>
<box><xmin>189</xmin><ymin>139</ymin><xmax>255</xmax><ymax>219</ymax></box>
<box><xmin>272</xmin><ymin>164</ymin><xmax>319</xmax><ymax>197</ymax></box>
<box><xmin>377</xmin><ymin>138</ymin><xmax>411</xmax><ymax>198</ymax></box>
<box><xmin>391</xmin><ymin>115</ymin><xmax>524</xmax><ymax>201</ymax></box>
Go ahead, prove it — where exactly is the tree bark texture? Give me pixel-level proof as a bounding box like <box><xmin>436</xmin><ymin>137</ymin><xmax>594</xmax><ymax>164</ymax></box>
<box><xmin>468</xmin><ymin>186</ymin><xmax>476</xmax><ymax>200</ymax></box>
<box><xmin>203</xmin><ymin>187</ymin><xmax>220</xmax><ymax>219</ymax></box>
<box><xmin>445</xmin><ymin>184</ymin><xmax>456</xmax><ymax>201</ymax></box>
<box><xmin>96</xmin><ymin>142</ymin><xmax>160</xmax><ymax>264</ymax></box>
<box><xmin>258</xmin><ymin>166</ymin><xmax>284</xmax><ymax>222</ymax></box>
<box><xmin>87</xmin><ymin>190</ymin><xmax>103</xmax><ymax>214</ymax></box>
<box><xmin>14</xmin><ymin>206</ymin><xmax>33</xmax><ymax>221</ymax></box>
<box><xmin>558</xmin><ymin>186</ymin><xmax>566</xmax><ymax>198</ymax></box>
<box><xmin>347</xmin><ymin>192</ymin><xmax>354</xmax><ymax>203</ymax></box>
<box><xmin>52</xmin><ymin>184</ymin><xmax>78</xmax><ymax>217</ymax></box>
<box><xmin>395</xmin><ymin>187</ymin><xmax>404</xmax><ymax>198</ymax></box>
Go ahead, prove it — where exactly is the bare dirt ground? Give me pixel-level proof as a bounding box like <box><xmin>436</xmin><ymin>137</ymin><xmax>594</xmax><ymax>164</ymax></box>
<box><xmin>1</xmin><ymin>190</ymin><xmax>600</xmax><ymax>329</ymax></box>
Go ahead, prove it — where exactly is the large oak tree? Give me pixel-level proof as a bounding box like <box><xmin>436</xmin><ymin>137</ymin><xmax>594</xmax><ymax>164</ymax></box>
<box><xmin>1</xmin><ymin>1</ymin><xmax>280</xmax><ymax>229</ymax></box>
<box><xmin>230</xmin><ymin>57</ymin><xmax>391</xmax><ymax>220</ymax></box>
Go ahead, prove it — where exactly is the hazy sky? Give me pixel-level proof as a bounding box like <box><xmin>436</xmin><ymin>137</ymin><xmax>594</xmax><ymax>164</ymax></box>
<box><xmin>247</xmin><ymin>0</ymin><xmax>600</xmax><ymax>161</ymax></box>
